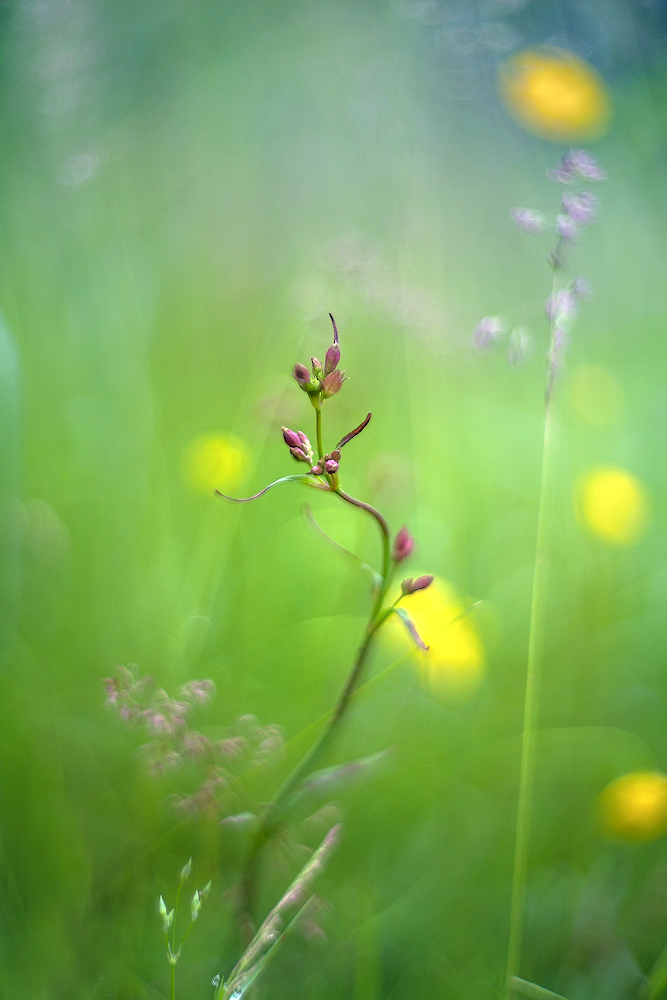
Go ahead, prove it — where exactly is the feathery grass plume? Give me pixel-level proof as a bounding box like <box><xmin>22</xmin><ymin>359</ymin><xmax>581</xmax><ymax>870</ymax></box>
<box><xmin>104</xmin><ymin>667</ymin><xmax>285</xmax><ymax>818</ymax></box>
<box><xmin>473</xmin><ymin>151</ymin><xmax>606</xmax><ymax>993</ymax></box>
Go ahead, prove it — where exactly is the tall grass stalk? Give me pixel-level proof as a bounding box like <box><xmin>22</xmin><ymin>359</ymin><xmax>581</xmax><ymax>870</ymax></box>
<box><xmin>501</xmin><ymin>149</ymin><xmax>607</xmax><ymax>985</ymax></box>
<box><xmin>506</xmin><ymin>387</ymin><xmax>556</xmax><ymax>984</ymax></box>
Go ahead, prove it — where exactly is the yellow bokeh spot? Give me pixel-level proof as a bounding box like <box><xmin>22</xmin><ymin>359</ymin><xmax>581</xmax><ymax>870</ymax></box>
<box><xmin>183</xmin><ymin>433</ymin><xmax>250</xmax><ymax>495</ymax></box>
<box><xmin>577</xmin><ymin>466</ymin><xmax>649</xmax><ymax>545</ymax></box>
<box><xmin>499</xmin><ymin>48</ymin><xmax>610</xmax><ymax>140</ymax></box>
<box><xmin>599</xmin><ymin>772</ymin><xmax>667</xmax><ymax>842</ymax></box>
<box><xmin>570</xmin><ymin>365</ymin><xmax>625</xmax><ymax>427</ymax></box>
<box><xmin>385</xmin><ymin>576</ymin><xmax>484</xmax><ymax>699</ymax></box>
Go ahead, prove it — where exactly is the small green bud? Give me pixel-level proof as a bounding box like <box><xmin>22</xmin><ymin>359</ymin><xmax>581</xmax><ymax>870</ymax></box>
<box><xmin>191</xmin><ymin>890</ymin><xmax>201</xmax><ymax>922</ymax></box>
<box><xmin>158</xmin><ymin>895</ymin><xmax>167</xmax><ymax>918</ymax></box>
<box><xmin>167</xmin><ymin>943</ymin><xmax>181</xmax><ymax>965</ymax></box>
<box><xmin>161</xmin><ymin>903</ymin><xmax>175</xmax><ymax>933</ymax></box>
<box><xmin>201</xmin><ymin>880</ymin><xmax>212</xmax><ymax>899</ymax></box>
<box><xmin>180</xmin><ymin>857</ymin><xmax>192</xmax><ymax>882</ymax></box>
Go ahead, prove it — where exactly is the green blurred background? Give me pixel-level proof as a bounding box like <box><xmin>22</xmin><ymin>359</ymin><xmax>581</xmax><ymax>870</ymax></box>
<box><xmin>1</xmin><ymin>0</ymin><xmax>667</xmax><ymax>997</ymax></box>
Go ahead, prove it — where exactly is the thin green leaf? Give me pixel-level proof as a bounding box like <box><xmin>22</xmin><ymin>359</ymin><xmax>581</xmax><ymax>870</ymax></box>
<box><xmin>216</xmin><ymin>475</ymin><xmax>326</xmax><ymax>502</ymax></box>
<box><xmin>394</xmin><ymin>607</ymin><xmax>429</xmax><ymax>650</ymax></box>
<box><xmin>508</xmin><ymin>976</ymin><xmax>571</xmax><ymax>1000</ymax></box>
<box><xmin>217</xmin><ymin>825</ymin><xmax>341</xmax><ymax>1000</ymax></box>
<box><xmin>219</xmin><ymin>896</ymin><xmax>316</xmax><ymax>1000</ymax></box>
<box><xmin>289</xmin><ymin>750</ymin><xmax>389</xmax><ymax>812</ymax></box>
<box><xmin>302</xmin><ymin>503</ymin><xmax>381</xmax><ymax>585</ymax></box>
<box><xmin>641</xmin><ymin>942</ymin><xmax>667</xmax><ymax>1000</ymax></box>
<box><xmin>336</xmin><ymin>412</ymin><xmax>371</xmax><ymax>449</ymax></box>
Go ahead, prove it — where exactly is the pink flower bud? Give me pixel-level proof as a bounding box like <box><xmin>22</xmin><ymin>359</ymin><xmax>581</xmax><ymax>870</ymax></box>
<box><xmin>324</xmin><ymin>459</ymin><xmax>339</xmax><ymax>474</ymax></box>
<box><xmin>311</xmin><ymin>464</ymin><xmax>323</xmax><ymax>475</ymax></box>
<box><xmin>392</xmin><ymin>525</ymin><xmax>414</xmax><ymax>563</ymax></box>
<box><xmin>331</xmin><ymin>449</ymin><xmax>341</xmax><ymax>461</ymax></box>
<box><xmin>401</xmin><ymin>574</ymin><xmax>433</xmax><ymax>595</ymax></box>
<box><xmin>298</xmin><ymin>431</ymin><xmax>311</xmax><ymax>449</ymax></box>
<box><xmin>293</xmin><ymin>363</ymin><xmax>311</xmax><ymax>388</ymax></box>
<box><xmin>282</xmin><ymin>426</ymin><xmax>302</xmax><ymax>449</ymax></box>
<box><xmin>324</xmin><ymin>342</ymin><xmax>340</xmax><ymax>375</ymax></box>
<box><xmin>290</xmin><ymin>447</ymin><xmax>309</xmax><ymax>463</ymax></box>
<box><xmin>322</xmin><ymin>370</ymin><xmax>344</xmax><ymax>398</ymax></box>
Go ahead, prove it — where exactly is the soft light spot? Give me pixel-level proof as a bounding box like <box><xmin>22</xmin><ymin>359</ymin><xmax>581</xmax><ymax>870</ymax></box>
<box><xmin>499</xmin><ymin>48</ymin><xmax>610</xmax><ymax>140</ymax></box>
<box><xmin>183</xmin><ymin>434</ymin><xmax>250</xmax><ymax>495</ymax></box>
<box><xmin>384</xmin><ymin>576</ymin><xmax>484</xmax><ymax>698</ymax></box>
<box><xmin>599</xmin><ymin>772</ymin><xmax>667</xmax><ymax>842</ymax></box>
<box><xmin>577</xmin><ymin>466</ymin><xmax>649</xmax><ymax>545</ymax></box>
<box><xmin>570</xmin><ymin>365</ymin><xmax>625</xmax><ymax>427</ymax></box>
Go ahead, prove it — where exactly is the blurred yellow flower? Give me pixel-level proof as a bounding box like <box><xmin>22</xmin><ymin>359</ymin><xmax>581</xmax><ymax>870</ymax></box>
<box><xmin>499</xmin><ymin>48</ymin><xmax>610</xmax><ymax>140</ymax></box>
<box><xmin>577</xmin><ymin>466</ymin><xmax>649</xmax><ymax>545</ymax></box>
<box><xmin>599</xmin><ymin>771</ymin><xmax>667</xmax><ymax>842</ymax></box>
<box><xmin>385</xmin><ymin>576</ymin><xmax>484</xmax><ymax>698</ymax></box>
<box><xmin>183</xmin><ymin>433</ymin><xmax>250</xmax><ymax>495</ymax></box>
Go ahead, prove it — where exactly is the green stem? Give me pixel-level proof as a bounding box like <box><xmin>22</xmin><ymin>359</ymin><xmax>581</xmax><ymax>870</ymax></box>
<box><xmin>315</xmin><ymin>406</ymin><xmax>323</xmax><ymax>461</ymax></box>
<box><xmin>172</xmin><ymin>880</ymin><xmax>183</xmax><ymax>961</ymax></box>
<box><xmin>170</xmin><ymin>961</ymin><xmax>175</xmax><ymax>1000</ymax></box>
<box><xmin>506</xmin><ymin>277</ymin><xmax>560</xmax><ymax>986</ymax></box>
<box><xmin>237</xmin><ymin>486</ymin><xmax>392</xmax><ymax>924</ymax></box>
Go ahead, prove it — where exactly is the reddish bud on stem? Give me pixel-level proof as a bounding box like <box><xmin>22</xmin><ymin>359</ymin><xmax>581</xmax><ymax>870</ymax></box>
<box><xmin>322</xmin><ymin>371</ymin><xmax>345</xmax><ymax>398</ymax></box>
<box><xmin>401</xmin><ymin>575</ymin><xmax>434</xmax><ymax>595</ymax></box>
<box><xmin>324</xmin><ymin>343</ymin><xmax>340</xmax><ymax>375</ymax></box>
<box><xmin>393</xmin><ymin>526</ymin><xmax>415</xmax><ymax>563</ymax></box>
<box><xmin>293</xmin><ymin>363</ymin><xmax>311</xmax><ymax>388</ymax></box>
<box><xmin>282</xmin><ymin>426</ymin><xmax>302</xmax><ymax>449</ymax></box>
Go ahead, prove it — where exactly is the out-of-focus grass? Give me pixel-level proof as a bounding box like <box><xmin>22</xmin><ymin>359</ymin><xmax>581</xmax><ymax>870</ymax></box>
<box><xmin>0</xmin><ymin>1</ymin><xmax>666</xmax><ymax>998</ymax></box>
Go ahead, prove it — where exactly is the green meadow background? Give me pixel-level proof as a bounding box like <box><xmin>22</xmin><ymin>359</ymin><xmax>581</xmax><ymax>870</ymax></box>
<box><xmin>1</xmin><ymin>1</ymin><xmax>666</xmax><ymax>997</ymax></box>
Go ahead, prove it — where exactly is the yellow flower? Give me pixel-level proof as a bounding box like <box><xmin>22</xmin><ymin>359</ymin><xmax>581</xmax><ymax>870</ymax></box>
<box><xmin>599</xmin><ymin>772</ymin><xmax>667</xmax><ymax>842</ymax></box>
<box><xmin>576</xmin><ymin>466</ymin><xmax>649</xmax><ymax>545</ymax></box>
<box><xmin>499</xmin><ymin>48</ymin><xmax>610</xmax><ymax>140</ymax></box>
<box><xmin>385</xmin><ymin>576</ymin><xmax>484</xmax><ymax>698</ymax></box>
<box><xmin>183</xmin><ymin>433</ymin><xmax>250</xmax><ymax>495</ymax></box>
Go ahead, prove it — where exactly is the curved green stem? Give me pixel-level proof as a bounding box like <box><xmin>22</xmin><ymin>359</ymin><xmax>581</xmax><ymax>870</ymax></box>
<box><xmin>236</xmin><ymin>485</ymin><xmax>394</xmax><ymax>926</ymax></box>
<box><xmin>336</xmin><ymin>489</ymin><xmax>392</xmax><ymax>613</ymax></box>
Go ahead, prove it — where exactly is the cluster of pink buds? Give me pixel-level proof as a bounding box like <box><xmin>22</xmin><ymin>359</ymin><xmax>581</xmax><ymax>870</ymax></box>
<box><xmin>312</xmin><ymin>449</ymin><xmax>340</xmax><ymax>477</ymax></box>
<box><xmin>292</xmin><ymin>314</ymin><xmax>346</xmax><ymax>405</ymax></box>
<box><xmin>282</xmin><ymin>427</ymin><xmax>314</xmax><ymax>465</ymax></box>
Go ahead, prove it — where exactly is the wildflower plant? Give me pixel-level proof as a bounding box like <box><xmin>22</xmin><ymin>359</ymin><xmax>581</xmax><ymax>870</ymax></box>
<box><xmin>217</xmin><ymin>313</ymin><xmax>435</xmax><ymax>927</ymax></box>
<box><xmin>474</xmin><ymin>150</ymin><xmax>606</xmax><ymax>998</ymax></box>
<box><xmin>105</xmin><ymin>314</ymin><xmax>440</xmax><ymax>998</ymax></box>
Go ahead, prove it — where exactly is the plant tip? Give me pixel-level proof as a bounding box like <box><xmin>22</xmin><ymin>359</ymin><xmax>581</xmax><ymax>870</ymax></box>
<box><xmin>329</xmin><ymin>312</ymin><xmax>339</xmax><ymax>344</ymax></box>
